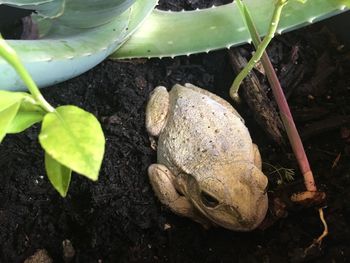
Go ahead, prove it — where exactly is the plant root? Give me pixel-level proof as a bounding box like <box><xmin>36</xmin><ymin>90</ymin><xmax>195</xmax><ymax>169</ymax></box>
<box><xmin>304</xmin><ymin>207</ymin><xmax>329</xmax><ymax>255</ymax></box>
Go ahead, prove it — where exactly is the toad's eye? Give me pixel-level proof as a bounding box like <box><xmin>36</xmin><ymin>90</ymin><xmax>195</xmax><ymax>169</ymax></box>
<box><xmin>200</xmin><ymin>191</ymin><xmax>219</xmax><ymax>208</ymax></box>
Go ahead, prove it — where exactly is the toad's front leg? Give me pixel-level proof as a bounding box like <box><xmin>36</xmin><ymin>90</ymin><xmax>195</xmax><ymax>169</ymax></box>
<box><xmin>148</xmin><ymin>164</ymin><xmax>211</xmax><ymax>227</ymax></box>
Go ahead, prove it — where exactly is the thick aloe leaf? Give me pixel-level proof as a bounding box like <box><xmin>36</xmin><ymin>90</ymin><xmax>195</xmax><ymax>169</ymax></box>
<box><xmin>113</xmin><ymin>0</ymin><xmax>348</xmax><ymax>58</ymax></box>
<box><xmin>1</xmin><ymin>0</ymin><xmax>135</xmax><ymax>27</ymax></box>
<box><xmin>0</xmin><ymin>0</ymin><xmax>52</xmax><ymax>5</ymax></box>
<box><xmin>39</xmin><ymin>105</ymin><xmax>105</xmax><ymax>180</ymax></box>
<box><xmin>57</xmin><ymin>0</ymin><xmax>136</xmax><ymax>28</ymax></box>
<box><xmin>0</xmin><ymin>0</ymin><xmax>65</xmax><ymax>18</ymax></box>
<box><xmin>0</xmin><ymin>0</ymin><xmax>157</xmax><ymax>91</ymax></box>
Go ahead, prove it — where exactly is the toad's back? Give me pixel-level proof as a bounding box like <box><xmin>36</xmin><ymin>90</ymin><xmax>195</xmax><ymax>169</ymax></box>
<box><xmin>157</xmin><ymin>85</ymin><xmax>255</xmax><ymax>176</ymax></box>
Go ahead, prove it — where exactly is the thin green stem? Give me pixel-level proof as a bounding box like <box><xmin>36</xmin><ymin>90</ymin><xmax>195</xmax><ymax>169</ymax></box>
<box><xmin>229</xmin><ymin>0</ymin><xmax>287</xmax><ymax>100</ymax></box>
<box><xmin>0</xmin><ymin>36</ymin><xmax>54</xmax><ymax>113</ymax></box>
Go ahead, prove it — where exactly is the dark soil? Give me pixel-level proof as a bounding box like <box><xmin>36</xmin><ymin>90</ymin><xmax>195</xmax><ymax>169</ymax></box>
<box><xmin>1</xmin><ymin>1</ymin><xmax>350</xmax><ymax>262</ymax></box>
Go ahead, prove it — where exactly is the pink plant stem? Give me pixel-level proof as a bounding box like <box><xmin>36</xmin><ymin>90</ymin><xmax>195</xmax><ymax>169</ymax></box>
<box><xmin>261</xmin><ymin>52</ymin><xmax>317</xmax><ymax>192</ymax></box>
<box><xmin>234</xmin><ymin>0</ymin><xmax>317</xmax><ymax>193</ymax></box>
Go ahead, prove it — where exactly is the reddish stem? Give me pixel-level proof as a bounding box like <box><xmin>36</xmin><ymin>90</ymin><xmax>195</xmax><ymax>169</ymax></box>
<box><xmin>239</xmin><ymin>5</ymin><xmax>318</xmax><ymax>192</ymax></box>
<box><xmin>262</xmin><ymin>52</ymin><xmax>317</xmax><ymax>192</ymax></box>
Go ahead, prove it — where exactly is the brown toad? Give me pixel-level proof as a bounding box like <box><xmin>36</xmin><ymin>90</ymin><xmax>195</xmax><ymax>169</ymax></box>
<box><xmin>146</xmin><ymin>83</ymin><xmax>268</xmax><ymax>231</ymax></box>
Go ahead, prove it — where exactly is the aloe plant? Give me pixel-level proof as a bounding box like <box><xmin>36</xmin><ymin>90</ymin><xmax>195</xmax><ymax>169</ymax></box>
<box><xmin>0</xmin><ymin>0</ymin><xmax>347</xmax><ymax>91</ymax></box>
<box><xmin>0</xmin><ymin>0</ymin><xmax>158</xmax><ymax>90</ymax></box>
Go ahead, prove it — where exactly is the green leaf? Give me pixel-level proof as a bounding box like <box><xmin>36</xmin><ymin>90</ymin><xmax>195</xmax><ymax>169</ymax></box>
<box><xmin>7</xmin><ymin>111</ymin><xmax>45</xmax><ymax>133</ymax></box>
<box><xmin>0</xmin><ymin>101</ymin><xmax>21</xmax><ymax>142</ymax></box>
<box><xmin>0</xmin><ymin>91</ymin><xmax>27</xmax><ymax>142</ymax></box>
<box><xmin>7</xmin><ymin>98</ymin><xmax>46</xmax><ymax>133</ymax></box>
<box><xmin>339</xmin><ymin>0</ymin><xmax>350</xmax><ymax>7</ymax></box>
<box><xmin>295</xmin><ymin>0</ymin><xmax>307</xmax><ymax>3</ymax></box>
<box><xmin>0</xmin><ymin>90</ymin><xmax>26</xmax><ymax>111</ymax></box>
<box><xmin>39</xmin><ymin>105</ymin><xmax>105</xmax><ymax>181</ymax></box>
<box><xmin>45</xmin><ymin>152</ymin><xmax>72</xmax><ymax>197</ymax></box>
<box><xmin>0</xmin><ymin>91</ymin><xmax>45</xmax><ymax>134</ymax></box>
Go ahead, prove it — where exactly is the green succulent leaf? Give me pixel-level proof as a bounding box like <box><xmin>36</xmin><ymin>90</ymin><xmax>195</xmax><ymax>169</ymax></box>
<box><xmin>0</xmin><ymin>0</ymin><xmax>65</xmax><ymax>19</ymax></box>
<box><xmin>1</xmin><ymin>0</ymin><xmax>135</xmax><ymax>28</ymax></box>
<box><xmin>0</xmin><ymin>0</ymin><xmax>51</xmax><ymax>4</ymax></box>
<box><xmin>114</xmin><ymin>0</ymin><xmax>347</xmax><ymax>59</ymax></box>
<box><xmin>56</xmin><ymin>0</ymin><xmax>135</xmax><ymax>28</ymax></box>
<box><xmin>45</xmin><ymin>152</ymin><xmax>72</xmax><ymax>197</ymax></box>
<box><xmin>39</xmin><ymin>105</ymin><xmax>105</xmax><ymax>181</ymax></box>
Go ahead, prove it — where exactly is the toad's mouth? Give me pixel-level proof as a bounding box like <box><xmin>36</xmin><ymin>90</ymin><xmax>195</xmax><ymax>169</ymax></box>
<box><xmin>189</xmin><ymin>193</ymin><xmax>268</xmax><ymax>231</ymax></box>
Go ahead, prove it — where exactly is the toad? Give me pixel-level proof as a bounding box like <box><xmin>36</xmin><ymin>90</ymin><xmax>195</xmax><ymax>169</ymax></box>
<box><xmin>146</xmin><ymin>83</ymin><xmax>268</xmax><ymax>231</ymax></box>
